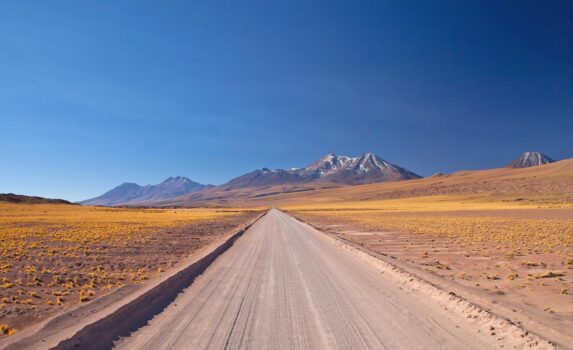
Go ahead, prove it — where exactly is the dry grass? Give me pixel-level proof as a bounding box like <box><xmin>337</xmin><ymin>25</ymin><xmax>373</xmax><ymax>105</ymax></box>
<box><xmin>285</xmin><ymin>195</ymin><xmax>573</xmax><ymax>256</ymax></box>
<box><xmin>284</xmin><ymin>193</ymin><xmax>571</xmax><ymax>211</ymax></box>
<box><xmin>297</xmin><ymin>210</ymin><xmax>572</xmax><ymax>255</ymax></box>
<box><xmin>0</xmin><ymin>202</ymin><xmax>259</xmax><ymax>335</ymax></box>
<box><xmin>0</xmin><ymin>324</ymin><xmax>16</xmax><ymax>336</ymax></box>
<box><xmin>287</xmin><ymin>194</ymin><xmax>573</xmax><ymax>336</ymax></box>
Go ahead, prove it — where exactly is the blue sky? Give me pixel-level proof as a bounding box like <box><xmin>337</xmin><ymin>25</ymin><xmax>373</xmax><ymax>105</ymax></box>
<box><xmin>1</xmin><ymin>1</ymin><xmax>572</xmax><ymax>201</ymax></box>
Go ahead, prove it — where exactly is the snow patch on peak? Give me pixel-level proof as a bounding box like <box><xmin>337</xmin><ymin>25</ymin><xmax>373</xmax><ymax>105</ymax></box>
<box><xmin>291</xmin><ymin>152</ymin><xmax>420</xmax><ymax>180</ymax></box>
<box><xmin>508</xmin><ymin>151</ymin><xmax>555</xmax><ymax>168</ymax></box>
<box><xmin>220</xmin><ymin>151</ymin><xmax>421</xmax><ymax>189</ymax></box>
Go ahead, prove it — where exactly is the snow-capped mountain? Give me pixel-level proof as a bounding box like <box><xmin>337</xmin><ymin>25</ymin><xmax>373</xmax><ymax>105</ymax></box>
<box><xmin>507</xmin><ymin>152</ymin><xmax>555</xmax><ymax>168</ymax></box>
<box><xmin>222</xmin><ymin>153</ymin><xmax>421</xmax><ymax>189</ymax></box>
<box><xmin>297</xmin><ymin>154</ymin><xmax>354</xmax><ymax>178</ymax></box>
<box><xmin>309</xmin><ymin>153</ymin><xmax>421</xmax><ymax>184</ymax></box>
<box><xmin>80</xmin><ymin>153</ymin><xmax>420</xmax><ymax>205</ymax></box>
<box><xmin>80</xmin><ymin>176</ymin><xmax>212</xmax><ymax>206</ymax></box>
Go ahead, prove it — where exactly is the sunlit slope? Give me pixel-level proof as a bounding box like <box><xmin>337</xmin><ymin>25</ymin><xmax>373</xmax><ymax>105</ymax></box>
<box><xmin>282</xmin><ymin>157</ymin><xmax>573</xmax><ymax>210</ymax></box>
<box><xmin>156</xmin><ymin>157</ymin><xmax>573</xmax><ymax>208</ymax></box>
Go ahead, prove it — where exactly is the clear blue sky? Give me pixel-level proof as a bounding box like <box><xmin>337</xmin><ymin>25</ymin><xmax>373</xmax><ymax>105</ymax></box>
<box><xmin>1</xmin><ymin>1</ymin><xmax>572</xmax><ymax>201</ymax></box>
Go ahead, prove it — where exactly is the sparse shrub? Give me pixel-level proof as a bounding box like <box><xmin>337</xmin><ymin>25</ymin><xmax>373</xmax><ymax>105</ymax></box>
<box><xmin>536</xmin><ymin>271</ymin><xmax>566</xmax><ymax>279</ymax></box>
<box><xmin>506</xmin><ymin>273</ymin><xmax>519</xmax><ymax>281</ymax></box>
<box><xmin>0</xmin><ymin>324</ymin><xmax>17</xmax><ymax>336</ymax></box>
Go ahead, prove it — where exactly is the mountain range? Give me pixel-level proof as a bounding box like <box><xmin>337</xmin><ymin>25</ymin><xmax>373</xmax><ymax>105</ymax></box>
<box><xmin>80</xmin><ymin>176</ymin><xmax>212</xmax><ymax>206</ymax></box>
<box><xmin>81</xmin><ymin>153</ymin><xmax>419</xmax><ymax>206</ymax></box>
<box><xmin>80</xmin><ymin>151</ymin><xmax>558</xmax><ymax>206</ymax></box>
<box><xmin>222</xmin><ymin>153</ymin><xmax>421</xmax><ymax>190</ymax></box>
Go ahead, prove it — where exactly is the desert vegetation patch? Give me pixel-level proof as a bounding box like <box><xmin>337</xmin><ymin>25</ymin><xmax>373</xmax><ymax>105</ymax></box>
<box><xmin>0</xmin><ymin>203</ymin><xmax>259</xmax><ymax>335</ymax></box>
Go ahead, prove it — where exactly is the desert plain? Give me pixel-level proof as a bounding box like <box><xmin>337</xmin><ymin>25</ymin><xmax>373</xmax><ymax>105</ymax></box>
<box><xmin>1</xmin><ymin>158</ymin><xmax>572</xmax><ymax>349</ymax></box>
<box><xmin>0</xmin><ymin>203</ymin><xmax>260</xmax><ymax>336</ymax></box>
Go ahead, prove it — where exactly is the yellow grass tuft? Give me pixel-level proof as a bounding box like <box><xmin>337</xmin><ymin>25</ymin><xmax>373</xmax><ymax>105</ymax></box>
<box><xmin>0</xmin><ymin>324</ymin><xmax>17</xmax><ymax>336</ymax></box>
<box><xmin>506</xmin><ymin>273</ymin><xmax>519</xmax><ymax>281</ymax></box>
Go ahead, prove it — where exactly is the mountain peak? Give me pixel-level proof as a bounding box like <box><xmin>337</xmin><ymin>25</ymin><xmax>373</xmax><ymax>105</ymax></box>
<box><xmin>162</xmin><ymin>176</ymin><xmax>191</xmax><ymax>184</ymax></box>
<box><xmin>315</xmin><ymin>153</ymin><xmax>346</xmax><ymax>163</ymax></box>
<box><xmin>80</xmin><ymin>176</ymin><xmax>209</xmax><ymax>206</ymax></box>
<box><xmin>223</xmin><ymin>152</ymin><xmax>421</xmax><ymax>189</ymax></box>
<box><xmin>304</xmin><ymin>153</ymin><xmax>353</xmax><ymax>177</ymax></box>
<box><xmin>119</xmin><ymin>182</ymin><xmax>140</xmax><ymax>187</ymax></box>
<box><xmin>352</xmin><ymin>153</ymin><xmax>392</xmax><ymax>172</ymax></box>
<box><xmin>507</xmin><ymin>152</ymin><xmax>555</xmax><ymax>168</ymax></box>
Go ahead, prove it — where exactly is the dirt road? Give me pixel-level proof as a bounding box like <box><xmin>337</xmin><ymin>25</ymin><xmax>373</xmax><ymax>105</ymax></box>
<box><xmin>115</xmin><ymin>209</ymin><xmax>533</xmax><ymax>349</ymax></box>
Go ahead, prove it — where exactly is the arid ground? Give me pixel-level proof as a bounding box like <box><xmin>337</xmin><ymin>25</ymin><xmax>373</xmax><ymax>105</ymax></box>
<box><xmin>115</xmin><ymin>210</ymin><xmax>550</xmax><ymax>350</ymax></box>
<box><xmin>0</xmin><ymin>203</ymin><xmax>259</xmax><ymax>336</ymax></box>
<box><xmin>287</xmin><ymin>196</ymin><xmax>573</xmax><ymax>347</ymax></box>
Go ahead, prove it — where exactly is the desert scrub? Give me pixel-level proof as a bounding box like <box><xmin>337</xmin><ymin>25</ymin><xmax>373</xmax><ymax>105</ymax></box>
<box><xmin>0</xmin><ymin>324</ymin><xmax>16</xmax><ymax>336</ymax></box>
<box><xmin>0</xmin><ymin>202</ymin><xmax>260</xmax><ymax>330</ymax></box>
<box><xmin>506</xmin><ymin>273</ymin><xmax>519</xmax><ymax>281</ymax></box>
<box><xmin>535</xmin><ymin>271</ymin><xmax>566</xmax><ymax>279</ymax></box>
<box><xmin>292</xmin><ymin>209</ymin><xmax>573</xmax><ymax>254</ymax></box>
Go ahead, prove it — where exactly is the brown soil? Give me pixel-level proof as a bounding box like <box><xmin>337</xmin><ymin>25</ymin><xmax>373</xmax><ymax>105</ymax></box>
<box><xmin>292</xmin><ymin>209</ymin><xmax>573</xmax><ymax>348</ymax></box>
<box><xmin>0</xmin><ymin>213</ymin><xmax>258</xmax><ymax>334</ymax></box>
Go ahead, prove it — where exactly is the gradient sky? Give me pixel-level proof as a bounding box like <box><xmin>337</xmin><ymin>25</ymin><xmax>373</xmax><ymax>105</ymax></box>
<box><xmin>1</xmin><ymin>1</ymin><xmax>572</xmax><ymax>201</ymax></box>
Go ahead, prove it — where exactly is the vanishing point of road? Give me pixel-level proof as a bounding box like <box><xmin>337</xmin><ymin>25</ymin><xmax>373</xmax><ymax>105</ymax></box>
<box><xmin>116</xmin><ymin>209</ymin><xmax>510</xmax><ymax>350</ymax></box>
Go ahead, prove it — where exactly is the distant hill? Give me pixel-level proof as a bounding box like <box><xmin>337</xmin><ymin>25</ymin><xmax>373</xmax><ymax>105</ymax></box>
<box><xmin>152</xmin><ymin>156</ymin><xmax>573</xmax><ymax>207</ymax></box>
<box><xmin>80</xmin><ymin>176</ymin><xmax>213</xmax><ymax>206</ymax></box>
<box><xmin>507</xmin><ymin>152</ymin><xmax>555</xmax><ymax>168</ymax></box>
<box><xmin>143</xmin><ymin>153</ymin><xmax>421</xmax><ymax>207</ymax></box>
<box><xmin>224</xmin><ymin>168</ymin><xmax>306</xmax><ymax>189</ymax></box>
<box><xmin>221</xmin><ymin>153</ymin><xmax>420</xmax><ymax>190</ymax></box>
<box><xmin>80</xmin><ymin>152</ymin><xmax>573</xmax><ymax>208</ymax></box>
<box><xmin>0</xmin><ymin>193</ymin><xmax>73</xmax><ymax>205</ymax></box>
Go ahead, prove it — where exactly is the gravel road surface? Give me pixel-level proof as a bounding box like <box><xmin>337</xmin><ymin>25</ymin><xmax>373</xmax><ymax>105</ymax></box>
<box><xmin>116</xmin><ymin>209</ymin><xmax>512</xmax><ymax>349</ymax></box>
